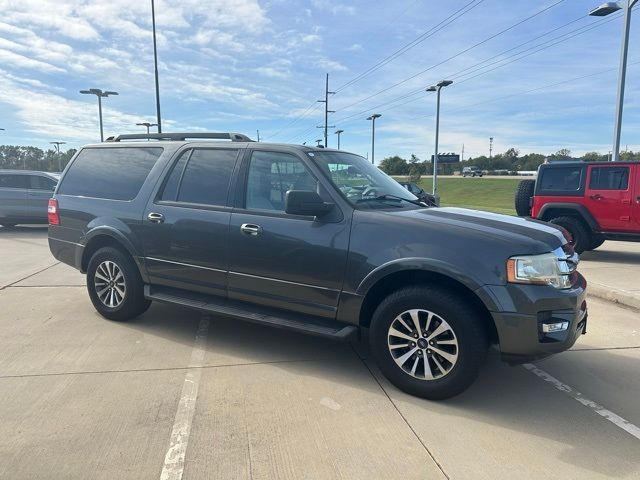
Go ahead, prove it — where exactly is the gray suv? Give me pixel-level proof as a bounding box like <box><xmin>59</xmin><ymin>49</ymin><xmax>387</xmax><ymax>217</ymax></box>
<box><xmin>48</xmin><ymin>133</ymin><xmax>587</xmax><ymax>399</ymax></box>
<box><xmin>0</xmin><ymin>170</ymin><xmax>58</xmax><ymax>227</ymax></box>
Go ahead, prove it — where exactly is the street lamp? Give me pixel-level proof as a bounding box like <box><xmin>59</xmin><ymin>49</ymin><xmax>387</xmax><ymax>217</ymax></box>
<box><xmin>426</xmin><ymin>80</ymin><xmax>453</xmax><ymax>203</ymax></box>
<box><xmin>315</xmin><ymin>138</ymin><xmax>323</xmax><ymax>147</ymax></box>
<box><xmin>335</xmin><ymin>129</ymin><xmax>344</xmax><ymax>149</ymax></box>
<box><xmin>366</xmin><ymin>114</ymin><xmax>381</xmax><ymax>164</ymax></box>
<box><xmin>590</xmin><ymin>0</ymin><xmax>637</xmax><ymax>161</ymax></box>
<box><xmin>79</xmin><ymin>88</ymin><xmax>119</xmax><ymax>142</ymax></box>
<box><xmin>50</xmin><ymin>141</ymin><xmax>66</xmax><ymax>171</ymax></box>
<box><xmin>136</xmin><ymin>122</ymin><xmax>158</xmax><ymax>138</ymax></box>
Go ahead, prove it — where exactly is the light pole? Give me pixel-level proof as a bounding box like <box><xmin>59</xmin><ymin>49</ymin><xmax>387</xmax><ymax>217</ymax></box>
<box><xmin>136</xmin><ymin>122</ymin><xmax>158</xmax><ymax>138</ymax></box>
<box><xmin>367</xmin><ymin>114</ymin><xmax>381</xmax><ymax>164</ymax></box>
<box><xmin>50</xmin><ymin>141</ymin><xmax>66</xmax><ymax>171</ymax></box>
<box><xmin>151</xmin><ymin>0</ymin><xmax>162</xmax><ymax>133</ymax></box>
<box><xmin>315</xmin><ymin>138</ymin><xmax>323</xmax><ymax>146</ymax></box>
<box><xmin>426</xmin><ymin>80</ymin><xmax>453</xmax><ymax>203</ymax></box>
<box><xmin>80</xmin><ymin>89</ymin><xmax>118</xmax><ymax>142</ymax></box>
<box><xmin>590</xmin><ymin>0</ymin><xmax>637</xmax><ymax>161</ymax></box>
<box><xmin>335</xmin><ymin>129</ymin><xmax>344</xmax><ymax>149</ymax></box>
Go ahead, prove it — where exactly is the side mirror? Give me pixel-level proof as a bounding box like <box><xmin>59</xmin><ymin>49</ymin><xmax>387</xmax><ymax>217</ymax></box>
<box><xmin>285</xmin><ymin>190</ymin><xmax>334</xmax><ymax>217</ymax></box>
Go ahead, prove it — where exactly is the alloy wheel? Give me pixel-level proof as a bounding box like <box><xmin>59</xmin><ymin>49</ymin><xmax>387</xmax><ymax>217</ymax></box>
<box><xmin>94</xmin><ymin>260</ymin><xmax>126</xmax><ymax>308</ymax></box>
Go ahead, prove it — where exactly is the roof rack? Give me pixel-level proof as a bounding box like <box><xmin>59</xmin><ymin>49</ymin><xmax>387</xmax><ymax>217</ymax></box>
<box><xmin>105</xmin><ymin>132</ymin><xmax>254</xmax><ymax>142</ymax></box>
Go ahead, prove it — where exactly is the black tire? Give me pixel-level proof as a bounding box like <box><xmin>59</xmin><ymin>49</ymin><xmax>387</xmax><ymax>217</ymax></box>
<box><xmin>548</xmin><ymin>216</ymin><xmax>592</xmax><ymax>254</ymax></box>
<box><xmin>86</xmin><ymin>246</ymin><xmax>151</xmax><ymax>321</ymax></box>
<box><xmin>514</xmin><ymin>179</ymin><xmax>535</xmax><ymax>217</ymax></box>
<box><xmin>370</xmin><ymin>286</ymin><xmax>489</xmax><ymax>400</ymax></box>
<box><xmin>587</xmin><ymin>235</ymin><xmax>605</xmax><ymax>251</ymax></box>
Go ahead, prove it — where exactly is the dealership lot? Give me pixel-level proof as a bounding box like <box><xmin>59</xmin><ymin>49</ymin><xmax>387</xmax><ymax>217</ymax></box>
<box><xmin>1</xmin><ymin>226</ymin><xmax>639</xmax><ymax>480</ymax></box>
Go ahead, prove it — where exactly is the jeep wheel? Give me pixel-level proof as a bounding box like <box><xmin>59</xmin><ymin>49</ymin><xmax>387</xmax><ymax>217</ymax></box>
<box><xmin>587</xmin><ymin>235</ymin><xmax>605</xmax><ymax>251</ymax></box>
<box><xmin>548</xmin><ymin>216</ymin><xmax>591</xmax><ymax>254</ymax></box>
<box><xmin>370</xmin><ymin>286</ymin><xmax>488</xmax><ymax>400</ymax></box>
<box><xmin>514</xmin><ymin>179</ymin><xmax>535</xmax><ymax>217</ymax></box>
<box><xmin>87</xmin><ymin>247</ymin><xmax>151</xmax><ymax>321</ymax></box>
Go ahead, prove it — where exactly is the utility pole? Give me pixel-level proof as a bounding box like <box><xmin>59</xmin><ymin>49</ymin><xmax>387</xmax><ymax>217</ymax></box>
<box><xmin>317</xmin><ymin>73</ymin><xmax>335</xmax><ymax>147</ymax></box>
<box><xmin>257</xmin><ymin>130</ymin><xmax>260</xmax><ymax>142</ymax></box>
<box><xmin>461</xmin><ymin>143</ymin><xmax>465</xmax><ymax>162</ymax></box>
<box><xmin>489</xmin><ymin>137</ymin><xmax>494</xmax><ymax>158</ymax></box>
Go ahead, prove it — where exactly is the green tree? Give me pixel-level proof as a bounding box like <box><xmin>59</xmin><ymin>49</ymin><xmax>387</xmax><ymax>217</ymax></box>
<box><xmin>379</xmin><ymin>155</ymin><xmax>408</xmax><ymax>175</ymax></box>
<box><xmin>408</xmin><ymin>154</ymin><xmax>422</xmax><ymax>183</ymax></box>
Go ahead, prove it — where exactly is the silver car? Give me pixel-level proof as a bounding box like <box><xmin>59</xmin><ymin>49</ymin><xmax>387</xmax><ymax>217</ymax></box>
<box><xmin>0</xmin><ymin>170</ymin><xmax>59</xmax><ymax>227</ymax></box>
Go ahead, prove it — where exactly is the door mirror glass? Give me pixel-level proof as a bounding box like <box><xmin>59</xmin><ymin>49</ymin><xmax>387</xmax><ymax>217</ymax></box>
<box><xmin>285</xmin><ymin>190</ymin><xmax>333</xmax><ymax>217</ymax></box>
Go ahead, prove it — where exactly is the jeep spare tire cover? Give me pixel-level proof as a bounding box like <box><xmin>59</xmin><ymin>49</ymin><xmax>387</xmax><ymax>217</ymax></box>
<box><xmin>514</xmin><ymin>179</ymin><xmax>535</xmax><ymax>217</ymax></box>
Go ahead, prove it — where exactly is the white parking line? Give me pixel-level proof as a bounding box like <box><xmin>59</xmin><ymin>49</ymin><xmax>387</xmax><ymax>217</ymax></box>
<box><xmin>523</xmin><ymin>363</ymin><xmax>640</xmax><ymax>441</ymax></box>
<box><xmin>160</xmin><ymin>316</ymin><xmax>210</xmax><ymax>480</ymax></box>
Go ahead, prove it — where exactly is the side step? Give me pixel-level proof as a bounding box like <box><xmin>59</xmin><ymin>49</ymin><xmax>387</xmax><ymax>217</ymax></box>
<box><xmin>144</xmin><ymin>285</ymin><xmax>358</xmax><ymax>341</ymax></box>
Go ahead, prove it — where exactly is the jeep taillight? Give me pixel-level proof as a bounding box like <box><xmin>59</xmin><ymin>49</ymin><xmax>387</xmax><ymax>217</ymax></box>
<box><xmin>48</xmin><ymin>198</ymin><xmax>59</xmax><ymax>225</ymax></box>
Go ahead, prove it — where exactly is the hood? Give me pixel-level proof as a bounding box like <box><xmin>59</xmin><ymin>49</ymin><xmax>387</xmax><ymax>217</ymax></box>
<box><xmin>389</xmin><ymin>207</ymin><xmax>566</xmax><ymax>252</ymax></box>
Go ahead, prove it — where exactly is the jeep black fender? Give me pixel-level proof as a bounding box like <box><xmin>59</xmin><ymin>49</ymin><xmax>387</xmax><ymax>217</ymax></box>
<box><xmin>537</xmin><ymin>203</ymin><xmax>599</xmax><ymax>231</ymax></box>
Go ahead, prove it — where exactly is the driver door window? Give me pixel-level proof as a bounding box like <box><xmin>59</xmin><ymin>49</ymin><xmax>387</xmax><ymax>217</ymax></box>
<box><xmin>245</xmin><ymin>151</ymin><xmax>317</xmax><ymax>212</ymax></box>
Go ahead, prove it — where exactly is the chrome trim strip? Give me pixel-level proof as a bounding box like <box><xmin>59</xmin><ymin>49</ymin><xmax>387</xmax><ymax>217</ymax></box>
<box><xmin>50</xmin><ymin>237</ymin><xmax>84</xmax><ymax>248</ymax></box>
<box><xmin>145</xmin><ymin>257</ymin><xmax>226</xmax><ymax>273</ymax></box>
<box><xmin>229</xmin><ymin>271</ymin><xmax>336</xmax><ymax>292</ymax></box>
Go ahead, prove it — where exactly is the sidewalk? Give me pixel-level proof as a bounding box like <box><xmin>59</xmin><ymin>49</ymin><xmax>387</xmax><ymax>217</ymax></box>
<box><xmin>579</xmin><ymin>241</ymin><xmax>640</xmax><ymax>311</ymax></box>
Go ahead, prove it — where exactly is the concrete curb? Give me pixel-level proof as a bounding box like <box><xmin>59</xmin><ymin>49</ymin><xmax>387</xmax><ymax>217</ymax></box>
<box><xmin>588</xmin><ymin>281</ymin><xmax>640</xmax><ymax>311</ymax></box>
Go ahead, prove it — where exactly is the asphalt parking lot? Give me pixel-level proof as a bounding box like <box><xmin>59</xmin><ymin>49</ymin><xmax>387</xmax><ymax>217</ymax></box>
<box><xmin>1</xmin><ymin>226</ymin><xmax>639</xmax><ymax>480</ymax></box>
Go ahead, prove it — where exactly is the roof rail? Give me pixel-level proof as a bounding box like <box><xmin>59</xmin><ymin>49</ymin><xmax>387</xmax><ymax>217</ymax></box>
<box><xmin>105</xmin><ymin>132</ymin><xmax>254</xmax><ymax>142</ymax></box>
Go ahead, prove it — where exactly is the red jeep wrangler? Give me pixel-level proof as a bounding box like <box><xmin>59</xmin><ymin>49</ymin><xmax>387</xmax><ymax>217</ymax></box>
<box><xmin>515</xmin><ymin>161</ymin><xmax>640</xmax><ymax>253</ymax></box>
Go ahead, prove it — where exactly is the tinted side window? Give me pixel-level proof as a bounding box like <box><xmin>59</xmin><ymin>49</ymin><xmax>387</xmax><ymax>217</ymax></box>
<box><xmin>159</xmin><ymin>150</ymin><xmax>191</xmax><ymax>201</ymax></box>
<box><xmin>0</xmin><ymin>174</ymin><xmax>29</xmax><ymax>189</ymax></box>
<box><xmin>589</xmin><ymin>167</ymin><xmax>629</xmax><ymax>190</ymax></box>
<box><xmin>58</xmin><ymin>147</ymin><xmax>162</xmax><ymax>200</ymax></box>
<box><xmin>246</xmin><ymin>151</ymin><xmax>317</xmax><ymax>212</ymax></box>
<box><xmin>539</xmin><ymin>166</ymin><xmax>582</xmax><ymax>192</ymax></box>
<box><xmin>176</xmin><ymin>149</ymin><xmax>238</xmax><ymax>206</ymax></box>
<box><xmin>30</xmin><ymin>175</ymin><xmax>57</xmax><ymax>191</ymax></box>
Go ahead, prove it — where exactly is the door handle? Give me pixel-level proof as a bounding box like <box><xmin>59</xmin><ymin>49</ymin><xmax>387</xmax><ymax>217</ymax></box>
<box><xmin>589</xmin><ymin>194</ymin><xmax>603</xmax><ymax>200</ymax></box>
<box><xmin>147</xmin><ymin>212</ymin><xmax>165</xmax><ymax>223</ymax></box>
<box><xmin>240</xmin><ymin>223</ymin><xmax>262</xmax><ymax>236</ymax></box>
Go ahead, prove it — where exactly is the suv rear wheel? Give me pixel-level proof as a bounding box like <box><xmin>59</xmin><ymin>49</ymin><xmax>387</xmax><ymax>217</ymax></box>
<box><xmin>514</xmin><ymin>179</ymin><xmax>535</xmax><ymax>217</ymax></box>
<box><xmin>370</xmin><ymin>286</ymin><xmax>488</xmax><ymax>400</ymax></box>
<box><xmin>548</xmin><ymin>216</ymin><xmax>591</xmax><ymax>254</ymax></box>
<box><xmin>87</xmin><ymin>247</ymin><xmax>151</xmax><ymax>321</ymax></box>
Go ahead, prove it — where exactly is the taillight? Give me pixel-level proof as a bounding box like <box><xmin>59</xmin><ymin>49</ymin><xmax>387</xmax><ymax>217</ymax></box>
<box><xmin>48</xmin><ymin>198</ymin><xmax>60</xmax><ymax>225</ymax></box>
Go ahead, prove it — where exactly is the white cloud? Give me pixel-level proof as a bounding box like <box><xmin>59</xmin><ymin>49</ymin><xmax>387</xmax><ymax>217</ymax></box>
<box><xmin>311</xmin><ymin>0</ymin><xmax>356</xmax><ymax>16</ymax></box>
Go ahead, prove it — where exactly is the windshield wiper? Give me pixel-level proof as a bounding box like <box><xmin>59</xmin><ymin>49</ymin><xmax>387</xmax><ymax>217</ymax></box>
<box><xmin>356</xmin><ymin>194</ymin><xmax>425</xmax><ymax>207</ymax></box>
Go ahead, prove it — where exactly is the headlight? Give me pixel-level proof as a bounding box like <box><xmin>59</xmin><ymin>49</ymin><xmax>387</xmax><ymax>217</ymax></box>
<box><xmin>506</xmin><ymin>251</ymin><xmax>573</xmax><ymax>289</ymax></box>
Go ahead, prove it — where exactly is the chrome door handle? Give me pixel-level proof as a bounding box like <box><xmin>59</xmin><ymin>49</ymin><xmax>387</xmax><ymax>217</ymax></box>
<box><xmin>240</xmin><ymin>223</ymin><xmax>262</xmax><ymax>236</ymax></box>
<box><xmin>147</xmin><ymin>212</ymin><xmax>165</xmax><ymax>223</ymax></box>
<box><xmin>589</xmin><ymin>194</ymin><xmax>603</xmax><ymax>200</ymax></box>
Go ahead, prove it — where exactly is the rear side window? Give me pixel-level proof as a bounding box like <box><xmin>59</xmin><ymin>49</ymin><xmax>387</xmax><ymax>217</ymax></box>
<box><xmin>159</xmin><ymin>150</ymin><xmax>191</xmax><ymax>201</ymax></box>
<box><xmin>0</xmin><ymin>174</ymin><xmax>29</xmax><ymax>189</ymax></box>
<box><xmin>589</xmin><ymin>167</ymin><xmax>629</xmax><ymax>190</ymax></box>
<box><xmin>30</xmin><ymin>175</ymin><xmax>57</xmax><ymax>191</ymax></box>
<box><xmin>58</xmin><ymin>147</ymin><xmax>162</xmax><ymax>200</ymax></box>
<box><xmin>175</xmin><ymin>149</ymin><xmax>238</xmax><ymax>206</ymax></box>
<box><xmin>539</xmin><ymin>166</ymin><xmax>583</xmax><ymax>192</ymax></box>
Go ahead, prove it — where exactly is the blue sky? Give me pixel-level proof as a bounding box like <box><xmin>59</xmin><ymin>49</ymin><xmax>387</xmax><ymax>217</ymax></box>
<box><xmin>0</xmin><ymin>0</ymin><xmax>638</xmax><ymax>162</ymax></box>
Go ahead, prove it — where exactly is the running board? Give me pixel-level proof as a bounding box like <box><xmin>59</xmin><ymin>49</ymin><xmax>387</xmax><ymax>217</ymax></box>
<box><xmin>144</xmin><ymin>285</ymin><xmax>358</xmax><ymax>341</ymax></box>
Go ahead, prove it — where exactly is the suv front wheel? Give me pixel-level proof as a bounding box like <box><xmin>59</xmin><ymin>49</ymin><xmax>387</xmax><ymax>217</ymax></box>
<box><xmin>87</xmin><ymin>247</ymin><xmax>151</xmax><ymax>321</ymax></box>
<box><xmin>370</xmin><ymin>286</ymin><xmax>488</xmax><ymax>400</ymax></box>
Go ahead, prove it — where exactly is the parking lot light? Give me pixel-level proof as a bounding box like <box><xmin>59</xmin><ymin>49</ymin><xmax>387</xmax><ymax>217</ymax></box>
<box><xmin>426</xmin><ymin>80</ymin><xmax>453</xmax><ymax>203</ymax></box>
<box><xmin>589</xmin><ymin>0</ymin><xmax>637</xmax><ymax>161</ymax></box>
<box><xmin>366</xmin><ymin>114</ymin><xmax>381</xmax><ymax>164</ymax></box>
<box><xmin>79</xmin><ymin>89</ymin><xmax>119</xmax><ymax>142</ymax></box>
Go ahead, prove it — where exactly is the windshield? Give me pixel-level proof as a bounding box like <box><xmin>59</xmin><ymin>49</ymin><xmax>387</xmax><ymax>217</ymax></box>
<box><xmin>309</xmin><ymin>151</ymin><xmax>421</xmax><ymax>209</ymax></box>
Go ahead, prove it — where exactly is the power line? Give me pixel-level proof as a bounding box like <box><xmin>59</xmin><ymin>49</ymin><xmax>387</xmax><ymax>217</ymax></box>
<box><xmin>333</xmin><ymin>0</ymin><xmax>565</xmax><ymax>114</ymax></box>
<box><xmin>334</xmin><ymin>0</ymin><xmax>485</xmax><ymax>93</ymax></box>
<box><xmin>262</xmin><ymin>101</ymin><xmax>321</xmax><ymax>140</ymax></box>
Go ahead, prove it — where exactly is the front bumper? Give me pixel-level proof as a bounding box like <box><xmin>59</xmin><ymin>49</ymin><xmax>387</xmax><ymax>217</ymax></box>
<box><xmin>479</xmin><ymin>273</ymin><xmax>588</xmax><ymax>363</ymax></box>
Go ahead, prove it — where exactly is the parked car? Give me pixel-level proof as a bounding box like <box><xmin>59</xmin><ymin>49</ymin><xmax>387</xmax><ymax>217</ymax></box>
<box><xmin>48</xmin><ymin>132</ymin><xmax>587</xmax><ymax>400</ymax></box>
<box><xmin>515</xmin><ymin>161</ymin><xmax>640</xmax><ymax>253</ymax></box>
<box><xmin>462</xmin><ymin>166</ymin><xmax>483</xmax><ymax>177</ymax></box>
<box><xmin>398</xmin><ymin>181</ymin><xmax>437</xmax><ymax>206</ymax></box>
<box><xmin>0</xmin><ymin>170</ymin><xmax>58</xmax><ymax>227</ymax></box>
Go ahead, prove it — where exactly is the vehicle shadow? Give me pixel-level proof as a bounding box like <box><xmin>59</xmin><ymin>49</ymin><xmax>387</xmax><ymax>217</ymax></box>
<box><xmin>580</xmin><ymin>248</ymin><xmax>640</xmax><ymax>265</ymax></box>
<box><xmin>0</xmin><ymin>225</ymin><xmax>48</xmax><ymax>237</ymax></box>
<box><xmin>123</xmin><ymin>308</ymin><xmax>639</xmax><ymax>478</ymax></box>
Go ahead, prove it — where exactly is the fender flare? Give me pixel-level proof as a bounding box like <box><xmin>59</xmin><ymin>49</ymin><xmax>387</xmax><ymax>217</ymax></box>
<box><xmin>537</xmin><ymin>203</ymin><xmax>599</xmax><ymax>231</ymax></box>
